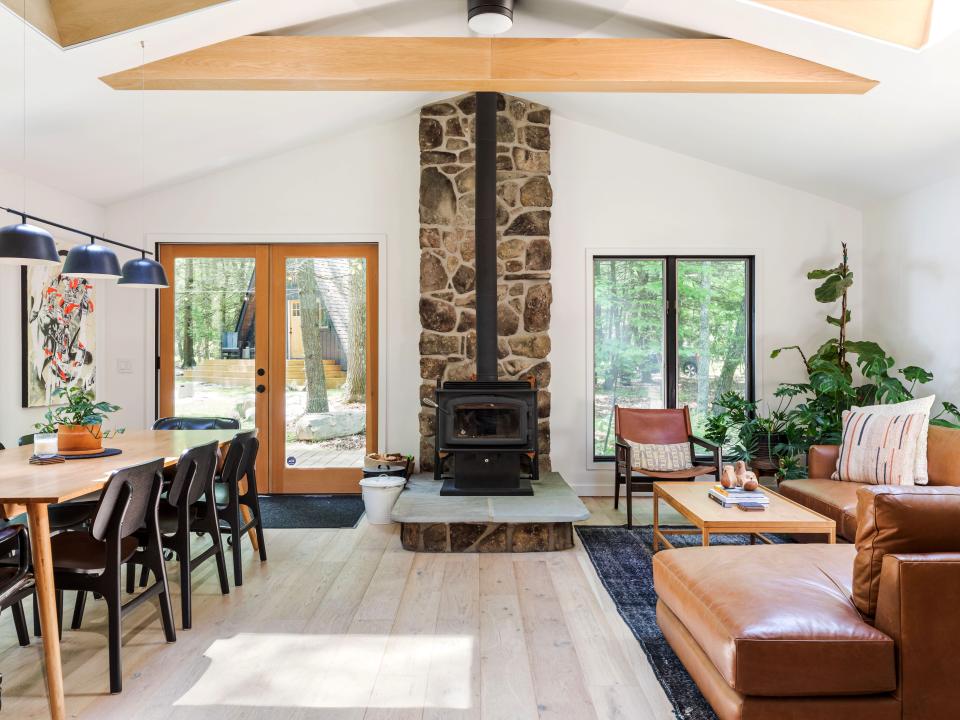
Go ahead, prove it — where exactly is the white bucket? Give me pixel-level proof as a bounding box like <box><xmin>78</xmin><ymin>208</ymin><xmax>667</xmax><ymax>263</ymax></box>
<box><xmin>359</xmin><ymin>475</ymin><xmax>406</xmax><ymax>525</ymax></box>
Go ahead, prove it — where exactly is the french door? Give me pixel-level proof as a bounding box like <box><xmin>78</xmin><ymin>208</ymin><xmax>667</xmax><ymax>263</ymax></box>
<box><xmin>158</xmin><ymin>243</ymin><xmax>379</xmax><ymax>493</ymax></box>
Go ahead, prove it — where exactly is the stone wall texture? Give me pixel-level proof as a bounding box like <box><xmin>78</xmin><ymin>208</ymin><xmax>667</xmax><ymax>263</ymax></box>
<box><xmin>418</xmin><ymin>93</ymin><xmax>552</xmax><ymax>472</ymax></box>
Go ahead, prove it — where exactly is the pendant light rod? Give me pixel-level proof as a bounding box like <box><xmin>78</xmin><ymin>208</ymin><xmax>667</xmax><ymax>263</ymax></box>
<box><xmin>0</xmin><ymin>206</ymin><xmax>153</xmax><ymax>256</ymax></box>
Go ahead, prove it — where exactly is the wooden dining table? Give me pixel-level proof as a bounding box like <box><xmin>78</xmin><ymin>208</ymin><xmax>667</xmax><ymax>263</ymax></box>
<box><xmin>0</xmin><ymin>429</ymin><xmax>242</xmax><ymax>720</ymax></box>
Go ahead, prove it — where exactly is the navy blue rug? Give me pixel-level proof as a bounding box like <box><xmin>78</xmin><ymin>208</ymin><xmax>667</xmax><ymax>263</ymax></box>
<box><xmin>576</xmin><ymin>526</ymin><xmax>786</xmax><ymax>720</ymax></box>
<box><xmin>258</xmin><ymin>494</ymin><xmax>365</xmax><ymax>529</ymax></box>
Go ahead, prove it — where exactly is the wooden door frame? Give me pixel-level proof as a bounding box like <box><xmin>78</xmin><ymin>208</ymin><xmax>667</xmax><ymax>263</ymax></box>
<box><xmin>157</xmin><ymin>244</ymin><xmax>271</xmax><ymax>485</ymax></box>
<box><xmin>268</xmin><ymin>244</ymin><xmax>379</xmax><ymax>494</ymax></box>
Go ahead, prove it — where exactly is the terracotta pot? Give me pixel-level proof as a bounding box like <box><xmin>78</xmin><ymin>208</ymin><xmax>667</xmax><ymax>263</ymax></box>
<box><xmin>57</xmin><ymin>424</ymin><xmax>103</xmax><ymax>453</ymax></box>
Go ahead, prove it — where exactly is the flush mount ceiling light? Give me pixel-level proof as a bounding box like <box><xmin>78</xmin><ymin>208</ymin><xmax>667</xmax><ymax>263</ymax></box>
<box><xmin>468</xmin><ymin>0</ymin><xmax>514</xmax><ymax>35</ymax></box>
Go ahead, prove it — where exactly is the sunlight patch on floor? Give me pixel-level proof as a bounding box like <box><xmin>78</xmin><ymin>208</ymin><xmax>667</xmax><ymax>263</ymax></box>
<box><xmin>175</xmin><ymin>633</ymin><xmax>474</xmax><ymax>710</ymax></box>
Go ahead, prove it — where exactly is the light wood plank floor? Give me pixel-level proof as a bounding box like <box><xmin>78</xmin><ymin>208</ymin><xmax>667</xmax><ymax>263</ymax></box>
<box><xmin>0</xmin><ymin>497</ymin><xmax>679</xmax><ymax>720</ymax></box>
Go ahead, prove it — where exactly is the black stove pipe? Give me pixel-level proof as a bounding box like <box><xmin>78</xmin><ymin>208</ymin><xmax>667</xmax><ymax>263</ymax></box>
<box><xmin>475</xmin><ymin>92</ymin><xmax>499</xmax><ymax>382</ymax></box>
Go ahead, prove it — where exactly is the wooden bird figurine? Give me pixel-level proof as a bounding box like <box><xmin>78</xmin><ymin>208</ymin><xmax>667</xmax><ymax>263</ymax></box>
<box><xmin>721</xmin><ymin>464</ymin><xmax>737</xmax><ymax>489</ymax></box>
<box><xmin>734</xmin><ymin>460</ymin><xmax>748</xmax><ymax>488</ymax></box>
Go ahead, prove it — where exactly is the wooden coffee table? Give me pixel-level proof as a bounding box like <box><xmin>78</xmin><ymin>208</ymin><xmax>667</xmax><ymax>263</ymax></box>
<box><xmin>652</xmin><ymin>481</ymin><xmax>836</xmax><ymax>551</ymax></box>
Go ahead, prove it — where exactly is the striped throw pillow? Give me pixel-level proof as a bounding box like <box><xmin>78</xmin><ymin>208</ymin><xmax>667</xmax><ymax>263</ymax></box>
<box><xmin>833</xmin><ymin>410</ymin><xmax>925</xmax><ymax>485</ymax></box>
<box><xmin>627</xmin><ymin>441</ymin><xmax>693</xmax><ymax>472</ymax></box>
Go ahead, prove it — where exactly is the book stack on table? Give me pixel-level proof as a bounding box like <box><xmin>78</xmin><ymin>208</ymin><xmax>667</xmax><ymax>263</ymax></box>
<box><xmin>708</xmin><ymin>485</ymin><xmax>770</xmax><ymax>508</ymax></box>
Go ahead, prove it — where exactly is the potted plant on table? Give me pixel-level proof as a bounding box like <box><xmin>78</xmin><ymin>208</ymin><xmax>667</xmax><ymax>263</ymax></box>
<box><xmin>36</xmin><ymin>387</ymin><xmax>123</xmax><ymax>455</ymax></box>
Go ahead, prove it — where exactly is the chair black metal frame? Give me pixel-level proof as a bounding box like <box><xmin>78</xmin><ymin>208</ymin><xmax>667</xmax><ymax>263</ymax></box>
<box><xmin>209</xmin><ymin>431</ymin><xmax>266</xmax><ymax>586</ymax></box>
<box><xmin>50</xmin><ymin>459</ymin><xmax>176</xmax><ymax>693</ymax></box>
<box><xmin>0</xmin><ymin>525</ymin><xmax>33</xmax><ymax>647</ymax></box>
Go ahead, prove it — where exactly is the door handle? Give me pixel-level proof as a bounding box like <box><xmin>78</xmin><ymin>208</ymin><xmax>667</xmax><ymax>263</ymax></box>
<box><xmin>256</xmin><ymin>384</ymin><xmax>266</xmax><ymax>393</ymax></box>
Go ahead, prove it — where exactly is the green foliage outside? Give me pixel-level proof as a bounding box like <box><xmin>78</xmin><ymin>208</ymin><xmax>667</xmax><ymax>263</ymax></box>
<box><xmin>594</xmin><ymin>258</ymin><xmax>749</xmax><ymax>456</ymax></box>
<box><xmin>174</xmin><ymin>257</ymin><xmax>255</xmax><ymax>368</ymax></box>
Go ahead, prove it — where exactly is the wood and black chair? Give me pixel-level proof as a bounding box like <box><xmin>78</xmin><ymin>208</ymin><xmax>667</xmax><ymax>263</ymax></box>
<box><xmin>50</xmin><ymin>458</ymin><xmax>176</xmax><ymax>694</ymax></box>
<box><xmin>3</xmin><ymin>438</ymin><xmax>98</xmax><ymax>635</ymax></box>
<box><xmin>205</xmin><ymin>430</ymin><xmax>266</xmax><ymax>586</ymax></box>
<box><xmin>152</xmin><ymin>417</ymin><xmax>240</xmax><ymax>431</ymax></box>
<box><xmin>0</xmin><ymin>524</ymin><xmax>33</xmax><ymax>647</ymax></box>
<box><xmin>614</xmin><ymin>406</ymin><xmax>721</xmax><ymax>527</ymax></box>
<box><xmin>127</xmin><ymin>440</ymin><xmax>229</xmax><ymax>629</ymax></box>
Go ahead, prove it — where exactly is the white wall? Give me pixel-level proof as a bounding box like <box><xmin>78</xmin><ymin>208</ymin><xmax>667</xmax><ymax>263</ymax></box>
<box><xmin>863</xmin><ymin>174</ymin><xmax>960</xmax><ymax>414</ymax></box>
<box><xmin>103</xmin><ymin>116</ymin><xmax>422</xmax><ymax>456</ymax></box>
<box><xmin>102</xmin><ymin>111</ymin><xmax>863</xmax><ymax>495</ymax></box>
<box><xmin>0</xmin><ymin>167</ymin><xmax>106</xmax><ymax>448</ymax></box>
<box><xmin>550</xmin><ymin>117</ymin><xmax>862</xmax><ymax>493</ymax></box>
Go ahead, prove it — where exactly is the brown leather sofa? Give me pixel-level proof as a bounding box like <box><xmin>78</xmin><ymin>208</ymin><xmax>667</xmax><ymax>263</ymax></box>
<box><xmin>653</xmin><ymin>484</ymin><xmax>960</xmax><ymax>720</ymax></box>
<box><xmin>779</xmin><ymin>424</ymin><xmax>960</xmax><ymax>542</ymax></box>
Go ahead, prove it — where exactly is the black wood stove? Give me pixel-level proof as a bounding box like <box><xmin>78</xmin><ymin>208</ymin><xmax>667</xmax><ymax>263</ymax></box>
<box><xmin>431</xmin><ymin>380</ymin><xmax>538</xmax><ymax>495</ymax></box>
<box><xmin>424</xmin><ymin>92</ymin><xmax>538</xmax><ymax>496</ymax></box>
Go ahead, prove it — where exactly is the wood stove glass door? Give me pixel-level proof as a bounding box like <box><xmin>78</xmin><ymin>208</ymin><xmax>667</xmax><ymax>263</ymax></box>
<box><xmin>268</xmin><ymin>244</ymin><xmax>379</xmax><ymax>493</ymax></box>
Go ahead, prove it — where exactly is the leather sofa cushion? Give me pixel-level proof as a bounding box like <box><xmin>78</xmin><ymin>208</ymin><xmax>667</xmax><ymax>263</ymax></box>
<box><xmin>658</xmin><ymin>600</ymin><xmax>901</xmax><ymax>720</ymax></box>
<box><xmin>654</xmin><ymin>544</ymin><xmax>896</xmax><ymax>697</ymax></box>
<box><xmin>927</xmin><ymin>424</ymin><xmax>960</xmax><ymax>486</ymax></box>
<box><xmin>808</xmin><ymin>445</ymin><xmax>841</xmax><ymax>481</ymax></box>
<box><xmin>779</xmin><ymin>479</ymin><xmax>859</xmax><ymax>542</ymax></box>
<box><xmin>853</xmin><ymin>485</ymin><xmax>960</xmax><ymax>618</ymax></box>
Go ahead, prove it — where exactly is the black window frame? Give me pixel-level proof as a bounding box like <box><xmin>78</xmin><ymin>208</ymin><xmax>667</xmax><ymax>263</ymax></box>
<box><xmin>592</xmin><ymin>254</ymin><xmax>756</xmax><ymax>462</ymax></box>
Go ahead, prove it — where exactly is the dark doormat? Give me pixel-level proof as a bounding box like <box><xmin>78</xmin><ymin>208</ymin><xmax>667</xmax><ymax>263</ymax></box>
<box><xmin>575</xmin><ymin>526</ymin><xmax>787</xmax><ymax>720</ymax></box>
<box><xmin>258</xmin><ymin>494</ymin><xmax>365</xmax><ymax>529</ymax></box>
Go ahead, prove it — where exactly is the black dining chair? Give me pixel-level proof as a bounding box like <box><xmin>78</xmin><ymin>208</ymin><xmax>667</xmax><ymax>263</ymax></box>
<box><xmin>50</xmin><ymin>458</ymin><xmax>176</xmax><ymax>694</ymax></box>
<box><xmin>0</xmin><ymin>524</ymin><xmax>34</xmax><ymax>647</ymax></box>
<box><xmin>206</xmin><ymin>431</ymin><xmax>266</xmax><ymax>586</ymax></box>
<box><xmin>2</xmin><ymin>438</ymin><xmax>98</xmax><ymax>635</ymax></box>
<box><xmin>127</xmin><ymin>440</ymin><xmax>229</xmax><ymax>629</ymax></box>
<box><xmin>152</xmin><ymin>417</ymin><xmax>240</xmax><ymax>431</ymax></box>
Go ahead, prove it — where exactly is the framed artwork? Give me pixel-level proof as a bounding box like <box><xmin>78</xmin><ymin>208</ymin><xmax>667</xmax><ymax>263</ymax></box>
<box><xmin>21</xmin><ymin>260</ymin><xmax>96</xmax><ymax>408</ymax></box>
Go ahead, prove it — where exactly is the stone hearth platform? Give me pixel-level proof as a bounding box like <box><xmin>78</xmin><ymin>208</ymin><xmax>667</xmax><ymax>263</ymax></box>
<box><xmin>392</xmin><ymin>472</ymin><xmax>589</xmax><ymax>553</ymax></box>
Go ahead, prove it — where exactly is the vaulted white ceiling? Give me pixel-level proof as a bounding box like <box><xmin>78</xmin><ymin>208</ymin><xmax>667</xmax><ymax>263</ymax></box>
<box><xmin>1</xmin><ymin>0</ymin><xmax>960</xmax><ymax>208</ymax></box>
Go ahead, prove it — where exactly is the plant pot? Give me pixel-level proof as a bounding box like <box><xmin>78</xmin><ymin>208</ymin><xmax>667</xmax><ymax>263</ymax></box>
<box><xmin>57</xmin><ymin>424</ymin><xmax>103</xmax><ymax>454</ymax></box>
<box><xmin>754</xmin><ymin>432</ymin><xmax>787</xmax><ymax>464</ymax></box>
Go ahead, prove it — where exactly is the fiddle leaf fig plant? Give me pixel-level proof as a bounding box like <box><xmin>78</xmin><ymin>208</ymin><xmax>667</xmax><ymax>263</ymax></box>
<box><xmin>770</xmin><ymin>242</ymin><xmax>960</xmax><ymax>446</ymax></box>
<box><xmin>709</xmin><ymin>242</ymin><xmax>960</xmax><ymax>478</ymax></box>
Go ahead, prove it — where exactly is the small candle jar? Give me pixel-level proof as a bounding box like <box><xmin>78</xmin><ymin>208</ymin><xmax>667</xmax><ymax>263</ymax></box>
<box><xmin>34</xmin><ymin>432</ymin><xmax>59</xmax><ymax>457</ymax></box>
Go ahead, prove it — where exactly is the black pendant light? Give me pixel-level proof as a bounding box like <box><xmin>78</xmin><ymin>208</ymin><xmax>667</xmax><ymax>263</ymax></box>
<box><xmin>61</xmin><ymin>238</ymin><xmax>122</xmax><ymax>280</ymax></box>
<box><xmin>118</xmin><ymin>252</ymin><xmax>168</xmax><ymax>288</ymax></box>
<box><xmin>0</xmin><ymin>219</ymin><xmax>59</xmax><ymax>266</ymax></box>
<box><xmin>114</xmin><ymin>40</ymin><xmax>168</xmax><ymax>290</ymax></box>
<box><xmin>468</xmin><ymin>0</ymin><xmax>514</xmax><ymax>34</ymax></box>
<box><xmin>0</xmin><ymin>3</ymin><xmax>60</xmax><ymax>267</ymax></box>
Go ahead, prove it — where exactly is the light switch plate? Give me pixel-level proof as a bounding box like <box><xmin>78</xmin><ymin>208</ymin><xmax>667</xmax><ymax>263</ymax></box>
<box><xmin>117</xmin><ymin>358</ymin><xmax>134</xmax><ymax>374</ymax></box>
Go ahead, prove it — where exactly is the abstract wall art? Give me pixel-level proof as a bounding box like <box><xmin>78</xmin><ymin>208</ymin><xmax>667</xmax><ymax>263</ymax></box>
<box><xmin>21</xmin><ymin>259</ymin><xmax>96</xmax><ymax>408</ymax></box>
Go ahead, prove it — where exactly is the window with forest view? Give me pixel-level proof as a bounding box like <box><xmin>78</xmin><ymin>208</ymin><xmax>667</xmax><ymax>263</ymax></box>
<box><xmin>593</xmin><ymin>256</ymin><xmax>753</xmax><ymax>459</ymax></box>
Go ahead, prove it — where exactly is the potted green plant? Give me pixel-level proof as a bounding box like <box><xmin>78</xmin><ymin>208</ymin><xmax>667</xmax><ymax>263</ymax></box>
<box><xmin>704</xmin><ymin>391</ymin><xmax>803</xmax><ymax>479</ymax></box>
<box><xmin>771</xmin><ymin>243</ymin><xmax>960</xmax><ymax>449</ymax></box>
<box><xmin>37</xmin><ymin>387</ymin><xmax>122</xmax><ymax>454</ymax></box>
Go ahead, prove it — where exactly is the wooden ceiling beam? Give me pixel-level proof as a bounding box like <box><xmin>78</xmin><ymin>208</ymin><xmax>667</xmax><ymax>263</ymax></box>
<box><xmin>1</xmin><ymin>0</ymin><xmax>228</xmax><ymax>47</ymax></box>
<box><xmin>1</xmin><ymin>0</ymin><xmax>61</xmax><ymax>44</ymax></box>
<box><xmin>755</xmin><ymin>0</ymin><xmax>934</xmax><ymax>49</ymax></box>
<box><xmin>99</xmin><ymin>36</ymin><xmax>877</xmax><ymax>94</ymax></box>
